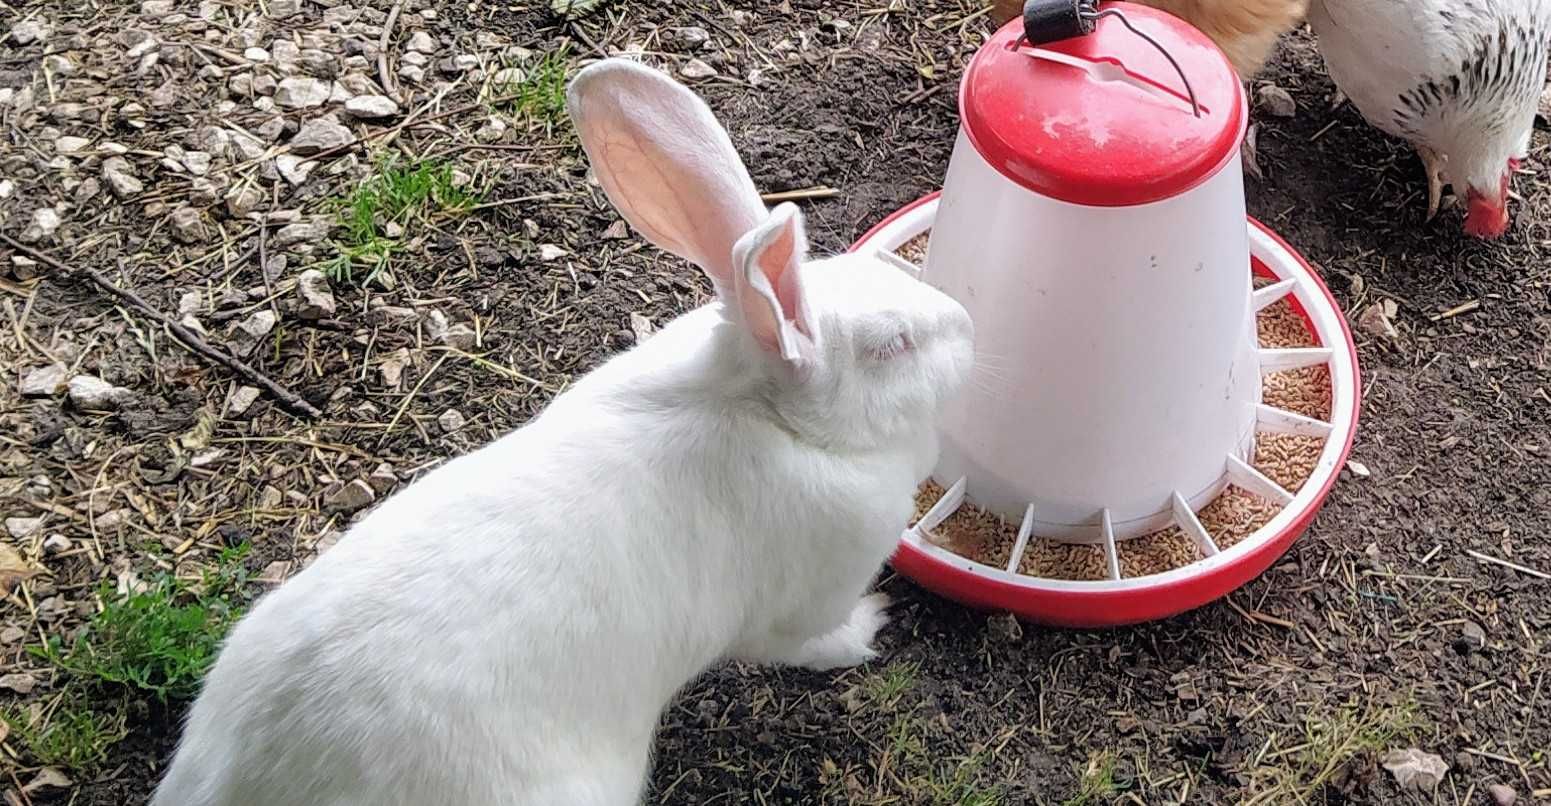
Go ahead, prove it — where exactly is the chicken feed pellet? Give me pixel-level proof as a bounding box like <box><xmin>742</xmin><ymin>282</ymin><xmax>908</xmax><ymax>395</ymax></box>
<box><xmin>903</xmin><ymin>254</ymin><xmax>1329</xmax><ymax>580</ymax></box>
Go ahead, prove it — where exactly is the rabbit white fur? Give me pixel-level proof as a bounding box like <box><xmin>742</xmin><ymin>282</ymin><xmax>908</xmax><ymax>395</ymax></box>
<box><xmin>150</xmin><ymin>58</ymin><xmax>974</xmax><ymax>806</ymax></box>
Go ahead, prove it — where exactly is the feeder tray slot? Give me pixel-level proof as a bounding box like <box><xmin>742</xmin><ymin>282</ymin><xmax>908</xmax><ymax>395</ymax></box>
<box><xmin>914</xmin><ymin>475</ymin><xmax>969</xmax><ymax>539</ymax></box>
<box><xmin>1099</xmin><ymin>509</ymin><xmax>1121</xmax><ymax>580</ymax></box>
<box><xmin>1255</xmin><ymin>403</ymin><xmax>1334</xmax><ymax>438</ymax></box>
<box><xmin>875</xmin><ymin>248</ymin><xmax>923</xmax><ymax>279</ymax></box>
<box><xmin>1258</xmin><ymin>347</ymin><xmax>1334</xmax><ymax>373</ymax></box>
<box><xmin>1171</xmin><ymin>491</ymin><xmax>1220</xmax><ymax>557</ymax></box>
<box><xmin>1252</xmin><ymin>279</ymin><xmax>1298</xmax><ymax>312</ymax></box>
<box><xmin>1005</xmin><ymin>503</ymin><xmax>1038</xmax><ymax>574</ymax></box>
<box><xmin>1226</xmin><ymin>454</ymin><xmax>1295</xmax><ymax>506</ymax></box>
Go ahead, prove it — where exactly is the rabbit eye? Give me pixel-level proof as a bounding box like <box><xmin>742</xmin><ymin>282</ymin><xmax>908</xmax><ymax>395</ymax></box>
<box><xmin>867</xmin><ymin>332</ymin><xmax>914</xmax><ymax>362</ymax></box>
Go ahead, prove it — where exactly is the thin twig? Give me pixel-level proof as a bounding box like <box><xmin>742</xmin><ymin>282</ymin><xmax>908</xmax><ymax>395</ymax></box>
<box><xmin>379</xmin><ymin>0</ymin><xmax>405</xmax><ymax>103</ymax></box>
<box><xmin>1465</xmin><ymin>549</ymin><xmax>1550</xmax><ymax>580</ymax></box>
<box><xmin>1</xmin><ymin>234</ymin><xmax>323</xmax><ymax>419</ymax></box>
<box><xmin>760</xmin><ymin>186</ymin><xmax>841</xmax><ymax>203</ymax></box>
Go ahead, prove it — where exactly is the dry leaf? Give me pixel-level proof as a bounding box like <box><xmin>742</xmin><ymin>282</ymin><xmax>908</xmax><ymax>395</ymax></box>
<box><xmin>179</xmin><ymin>405</ymin><xmax>218</xmax><ymax>450</ymax></box>
<box><xmin>0</xmin><ymin>543</ymin><xmax>40</xmax><ymax>591</ymax></box>
<box><xmin>1382</xmin><ymin>748</ymin><xmax>1449</xmax><ymax>792</ymax></box>
<box><xmin>550</xmin><ymin>0</ymin><xmax>606</xmax><ymax>18</ymax></box>
<box><xmin>22</xmin><ymin>767</ymin><xmax>72</xmax><ymax>794</ymax></box>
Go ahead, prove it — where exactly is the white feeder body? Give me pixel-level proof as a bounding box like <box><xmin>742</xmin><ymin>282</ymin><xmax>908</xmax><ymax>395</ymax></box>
<box><xmin>921</xmin><ymin>2</ymin><xmax>1253</xmax><ymax>540</ymax></box>
<box><xmin>929</xmin><ymin>133</ymin><xmax>1256</xmax><ymax>537</ymax></box>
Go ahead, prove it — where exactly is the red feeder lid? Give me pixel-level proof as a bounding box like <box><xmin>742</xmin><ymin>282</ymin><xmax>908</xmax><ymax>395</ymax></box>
<box><xmin>959</xmin><ymin>1</ymin><xmax>1246</xmax><ymax>207</ymax></box>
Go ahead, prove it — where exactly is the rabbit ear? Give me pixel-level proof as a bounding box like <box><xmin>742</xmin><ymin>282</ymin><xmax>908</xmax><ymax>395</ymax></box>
<box><xmin>731</xmin><ymin>203</ymin><xmax>817</xmax><ymax>364</ymax></box>
<box><xmin>566</xmin><ymin>58</ymin><xmax>766</xmax><ymax>297</ymax></box>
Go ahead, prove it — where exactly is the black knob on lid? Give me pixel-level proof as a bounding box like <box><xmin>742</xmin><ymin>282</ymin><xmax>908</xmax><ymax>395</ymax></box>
<box><xmin>1022</xmin><ymin>0</ymin><xmax>1098</xmax><ymax>44</ymax></box>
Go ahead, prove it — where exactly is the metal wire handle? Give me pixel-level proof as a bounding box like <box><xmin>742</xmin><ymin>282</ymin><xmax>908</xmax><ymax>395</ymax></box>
<box><xmin>1085</xmin><ymin>7</ymin><xmax>1201</xmax><ymax>117</ymax></box>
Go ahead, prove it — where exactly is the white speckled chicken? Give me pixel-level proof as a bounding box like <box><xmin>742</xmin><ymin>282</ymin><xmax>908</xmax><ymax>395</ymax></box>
<box><xmin>1308</xmin><ymin>0</ymin><xmax>1551</xmax><ymax>238</ymax></box>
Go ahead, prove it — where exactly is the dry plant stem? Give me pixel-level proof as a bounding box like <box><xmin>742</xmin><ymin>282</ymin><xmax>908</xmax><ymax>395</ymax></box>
<box><xmin>1</xmin><ymin>233</ymin><xmax>323</xmax><ymax>419</ymax></box>
<box><xmin>379</xmin><ymin>0</ymin><xmax>405</xmax><ymax>103</ymax></box>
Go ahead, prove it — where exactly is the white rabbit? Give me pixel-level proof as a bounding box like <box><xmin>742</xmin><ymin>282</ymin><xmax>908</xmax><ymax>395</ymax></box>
<box><xmin>149</xmin><ymin>57</ymin><xmax>974</xmax><ymax>806</ymax></box>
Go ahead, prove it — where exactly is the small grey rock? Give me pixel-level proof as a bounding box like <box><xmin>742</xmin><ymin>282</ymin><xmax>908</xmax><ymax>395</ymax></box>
<box><xmin>438</xmin><ymin>408</ymin><xmax>466</xmax><ymax>433</ymax></box>
<box><xmin>101</xmin><ymin>157</ymin><xmax>144</xmax><ymax>198</ymax></box>
<box><xmin>170</xmin><ymin>207</ymin><xmax>207</xmax><ymax>244</ymax></box>
<box><xmin>0</xmin><ymin>673</ymin><xmax>37</xmax><ymax>695</ymax></box>
<box><xmin>274</xmin><ymin>77</ymin><xmax>330</xmax><ymax>109</ymax></box>
<box><xmin>326</xmin><ymin>479</ymin><xmax>376</xmax><ymax>513</ymax></box>
<box><xmin>275</xmin><ymin>220</ymin><xmax>324</xmax><ymax>248</ymax></box>
<box><xmin>345</xmin><ymin>94</ymin><xmax>400</xmax><ymax>119</ymax></box>
<box><xmin>224</xmin><ymin>385</ymin><xmax>261</xmax><ymax>417</ymax></box>
<box><xmin>406</xmin><ymin>31</ymin><xmax>437</xmax><ymax>54</ymax></box>
<box><xmin>18</xmin><ymin>207</ymin><xmax>61</xmax><ymax>244</ymax></box>
<box><xmin>1256</xmin><ymin>85</ymin><xmax>1297</xmax><ymax>118</ymax></box>
<box><xmin>42</xmin><ymin>534</ymin><xmax>73</xmax><ymax>554</ymax></box>
<box><xmin>68</xmin><ymin>375</ymin><xmax>134</xmax><ymax>409</ymax></box>
<box><xmin>10</xmin><ymin>19</ymin><xmax>51</xmax><ymax>46</ymax></box>
<box><xmin>20</xmin><ymin>364</ymin><xmax>68</xmax><ymax>397</ymax></box>
<box><xmin>295</xmin><ymin>269</ymin><xmax>336</xmax><ymax>319</ymax></box>
<box><xmin>54</xmin><ymin>135</ymin><xmax>91</xmax><ymax>154</ymax></box>
<box><xmin>275</xmin><ymin>154</ymin><xmax>316</xmax><ymax>185</ymax></box>
<box><xmin>302</xmin><ymin>49</ymin><xmax>338</xmax><ymax>77</ymax></box>
<box><xmin>1489</xmin><ymin>784</ymin><xmax>1517</xmax><ymax>806</ymax></box>
<box><xmin>229</xmin><ymin>310</ymin><xmax>278</xmax><ymax>355</ymax></box>
<box><xmin>225</xmin><ymin>185</ymin><xmax>264</xmax><ymax>217</ymax></box>
<box><xmin>267</xmin><ymin>0</ymin><xmax>301</xmax><ymax>17</ymax></box>
<box><xmin>681</xmin><ymin>58</ymin><xmax>717</xmax><ymax>79</ymax></box>
<box><xmin>442</xmin><ymin>323</ymin><xmax>477</xmax><ymax>350</ymax></box>
<box><xmin>629</xmin><ymin>313</ymin><xmax>655</xmax><ymax>343</ymax></box>
<box><xmin>289</xmin><ymin>116</ymin><xmax>352</xmax><ymax>155</ymax></box>
<box><xmin>1455</xmin><ymin>620</ymin><xmax>1487</xmax><ymax>654</ymax></box>
<box><xmin>74</xmin><ymin>178</ymin><xmax>101</xmax><ymax>205</ymax></box>
<box><xmin>367</xmin><ymin>462</ymin><xmax>398</xmax><ymax>494</ymax></box>
<box><xmin>181</xmin><ymin>149</ymin><xmax>213</xmax><ymax>176</ymax></box>
<box><xmin>5</xmin><ymin>516</ymin><xmax>43</xmax><ymax>539</ymax></box>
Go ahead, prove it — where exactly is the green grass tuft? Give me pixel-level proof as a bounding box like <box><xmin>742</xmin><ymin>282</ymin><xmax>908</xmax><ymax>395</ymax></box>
<box><xmin>325</xmin><ymin>158</ymin><xmax>480</xmax><ymax>286</ymax></box>
<box><xmin>863</xmin><ymin>661</ymin><xmax>919</xmax><ymax>709</ymax></box>
<box><xmin>498</xmin><ymin>46</ymin><xmax>571</xmax><ymax>126</ymax></box>
<box><xmin>32</xmin><ymin>545</ymin><xmax>253</xmax><ymax>702</ymax></box>
<box><xmin>1062</xmin><ymin>751</ymin><xmax>1118</xmax><ymax>806</ymax></box>
<box><xmin>2</xmin><ymin>695</ymin><xmax>128</xmax><ymax>771</ymax></box>
<box><xmin>927</xmin><ymin>753</ymin><xmax>1004</xmax><ymax>806</ymax></box>
<box><xmin>1242</xmin><ymin>700</ymin><xmax>1417</xmax><ymax>805</ymax></box>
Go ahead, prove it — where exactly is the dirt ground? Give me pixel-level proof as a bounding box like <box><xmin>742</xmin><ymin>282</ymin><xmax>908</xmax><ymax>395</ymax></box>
<box><xmin>1</xmin><ymin>1</ymin><xmax>1549</xmax><ymax>804</ymax></box>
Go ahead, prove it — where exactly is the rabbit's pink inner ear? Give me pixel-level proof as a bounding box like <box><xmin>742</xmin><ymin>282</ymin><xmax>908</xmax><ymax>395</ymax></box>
<box><xmin>565</xmin><ymin>60</ymin><xmax>766</xmax><ymax>296</ymax></box>
<box><xmin>733</xmin><ymin>204</ymin><xmax>816</xmax><ymax>363</ymax></box>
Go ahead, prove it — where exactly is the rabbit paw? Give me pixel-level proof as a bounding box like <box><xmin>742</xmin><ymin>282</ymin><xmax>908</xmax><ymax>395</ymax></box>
<box><xmin>795</xmin><ymin>594</ymin><xmax>892</xmax><ymax>672</ymax></box>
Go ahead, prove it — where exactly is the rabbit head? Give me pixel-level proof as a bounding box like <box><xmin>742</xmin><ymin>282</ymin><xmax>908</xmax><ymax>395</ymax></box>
<box><xmin>567</xmin><ymin>58</ymin><xmax>974</xmax><ymax>451</ymax></box>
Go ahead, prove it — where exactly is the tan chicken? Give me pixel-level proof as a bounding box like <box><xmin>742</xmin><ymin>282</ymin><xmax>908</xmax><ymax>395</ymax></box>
<box><xmin>989</xmin><ymin>0</ymin><xmax>1309</xmax><ymax>80</ymax></box>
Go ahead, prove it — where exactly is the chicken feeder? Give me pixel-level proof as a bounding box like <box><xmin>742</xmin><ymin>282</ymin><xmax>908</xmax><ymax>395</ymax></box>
<box><xmin>854</xmin><ymin>2</ymin><xmax>1360</xmax><ymax>626</ymax></box>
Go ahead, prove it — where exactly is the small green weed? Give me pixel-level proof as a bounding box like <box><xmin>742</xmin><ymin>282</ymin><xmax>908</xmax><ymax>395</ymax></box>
<box><xmin>497</xmin><ymin>46</ymin><xmax>571</xmax><ymax>126</ymax></box>
<box><xmin>880</xmin><ymin>716</ymin><xmax>1004</xmax><ymax>806</ymax></box>
<box><xmin>1242</xmin><ymin>700</ymin><xmax>1417</xmax><ymax>806</ymax></box>
<box><xmin>1062</xmin><ymin>751</ymin><xmax>1118</xmax><ymax>806</ymax></box>
<box><xmin>927</xmin><ymin>753</ymin><xmax>1004</xmax><ymax>806</ymax></box>
<box><xmin>2</xmin><ymin>694</ymin><xmax>128</xmax><ymax>771</ymax></box>
<box><xmin>33</xmin><ymin>545</ymin><xmax>253</xmax><ymax>702</ymax></box>
<box><xmin>325</xmin><ymin>158</ymin><xmax>479</xmax><ymax>285</ymax></box>
<box><xmin>863</xmin><ymin>661</ymin><xmax>919</xmax><ymax>709</ymax></box>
